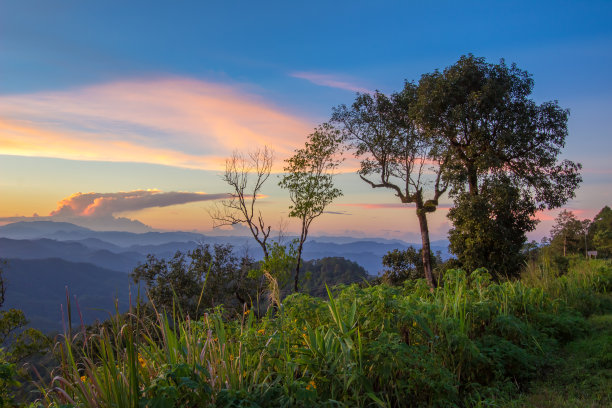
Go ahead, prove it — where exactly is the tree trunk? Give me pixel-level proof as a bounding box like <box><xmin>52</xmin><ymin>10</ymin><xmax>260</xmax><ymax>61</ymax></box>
<box><xmin>467</xmin><ymin>168</ymin><xmax>479</xmax><ymax>196</ymax></box>
<box><xmin>294</xmin><ymin>240</ymin><xmax>304</xmax><ymax>293</ymax></box>
<box><xmin>416</xmin><ymin>205</ymin><xmax>436</xmax><ymax>290</ymax></box>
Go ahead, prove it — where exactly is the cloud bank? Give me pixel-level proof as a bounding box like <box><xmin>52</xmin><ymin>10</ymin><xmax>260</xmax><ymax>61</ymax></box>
<box><xmin>0</xmin><ymin>190</ymin><xmax>228</xmax><ymax>232</ymax></box>
<box><xmin>0</xmin><ymin>77</ymin><xmax>315</xmax><ymax>170</ymax></box>
<box><xmin>50</xmin><ymin>190</ymin><xmax>229</xmax><ymax>218</ymax></box>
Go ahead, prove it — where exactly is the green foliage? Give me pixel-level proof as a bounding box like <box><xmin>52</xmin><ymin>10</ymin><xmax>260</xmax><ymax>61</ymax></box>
<box><xmin>0</xmin><ymin>362</ymin><xmax>20</xmax><ymax>407</ymax></box>
<box><xmin>140</xmin><ymin>363</ymin><xmax>212</xmax><ymax>407</ymax></box>
<box><xmin>416</xmin><ymin>55</ymin><xmax>581</xmax><ymax>280</ymax></box>
<box><xmin>506</xmin><ymin>312</ymin><xmax>612</xmax><ymax>407</ymax></box>
<box><xmin>0</xmin><ymin>259</ymin><xmax>50</xmax><ymax>407</ymax></box>
<box><xmin>448</xmin><ymin>176</ymin><xmax>537</xmax><ymax>279</ymax></box>
<box><xmin>331</xmin><ymin>83</ymin><xmax>449</xmax><ymax>288</ymax></box>
<box><xmin>299</xmin><ymin>257</ymin><xmax>369</xmax><ymax>297</ymax></box>
<box><xmin>416</xmin><ymin>54</ymin><xmax>581</xmax><ymax>209</ymax></box>
<box><xmin>279</xmin><ymin>123</ymin><xmax>343</xmax><ymax>222</ymax></box>
<box><xmin>250</xmin><ymin>241</ymin><xmax>297</xmax><ymax>293</ymax></box>
<box><xmin>132</xmin><ymin>244</ymin><xmax>259</xmax><ymax>318</ymax></box>
<box><xmin>279</xmin><ymin>123</ymin><xmax>344</xmax><ymax>292</ymax></box>
<box><xmin>380</xmin><ymin>248</ymin><xmax>443</xmax><ymax>285</ymax></box>
<box><xmin>547</xmin><ymin>209</ymin><xmax>590</xmax><ymax>257</ymax></box>
<box><xmin>589</xmin><ymin>205</ymin><xmax>612</xmax><ymax>257</ymax></box>
<box><xmin>34</xmin><ymin>259</ymin><xmax>612</xmax><ymax>408</ymax></box>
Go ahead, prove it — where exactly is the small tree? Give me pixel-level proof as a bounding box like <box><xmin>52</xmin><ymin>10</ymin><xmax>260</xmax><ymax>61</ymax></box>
<box><xmin>279</xmin><ymin>123</ymin><xmax>343</xmax><ymax>292</ymax></box>
<box><xmin>549</xmin><ymin>210</ymin><xmax>590</xmax><ymax>257</ymax></box>
<box><xmin>381</xmin><ymin>247</ymin><xmax>443</xmax><ymax>285</ymax></box>
<box><xmin>589</xmin><ymin>206</ymin><xmax>612</xmax><ymax>257</ymax></box>
<box><xmin>210</xmin><ymin>147</ymin><xmax>274</xmax><ymax>259</ymax></box>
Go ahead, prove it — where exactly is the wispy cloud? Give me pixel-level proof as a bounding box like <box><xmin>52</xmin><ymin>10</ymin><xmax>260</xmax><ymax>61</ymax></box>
<box><xmin>340</xmin><ymin>203</ymin><xmax>453</xmax><ymax>210</ymax></box>
<box><xmin>290</xmin><ymin>71</ymin><xmax>372</xmax><ymax>94</ymax></box>
<box><xmin>0</xmin><ymin>77</ymin><xmax>315</xmax><ymax>170</ymax></box>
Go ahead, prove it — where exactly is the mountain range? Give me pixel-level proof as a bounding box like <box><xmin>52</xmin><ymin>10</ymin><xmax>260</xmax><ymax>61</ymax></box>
<box><xmin>0</xmin><ymin>221</ymin><xmax>450</xmax><ymax>332</ymax></box>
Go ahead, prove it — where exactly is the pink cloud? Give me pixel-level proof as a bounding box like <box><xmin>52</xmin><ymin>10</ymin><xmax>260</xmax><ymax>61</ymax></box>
<box><xmin>291</xmin><ymin>71</ymin><xmax>372</xmax><ymax>94</ymax></box>
<box><xmin>0</xmin><ymin>77</ymin><xmax>316</xmax><ymax>170</ymax></box>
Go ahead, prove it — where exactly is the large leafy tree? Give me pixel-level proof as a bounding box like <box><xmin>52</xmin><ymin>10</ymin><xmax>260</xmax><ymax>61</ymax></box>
<box><xmin>332</xmin><ymin>83</ymin><xmax>449</xmax><ymax>289</ymax></box>
<box><xmin>279</xmin><ymin>123</ymin><xmax>343</xmax><ymax>292</ymax></box>
<box><xmin>416</xmin><ymin>55</ymin><xmax>582</xmax><ymax>275</ymax></box>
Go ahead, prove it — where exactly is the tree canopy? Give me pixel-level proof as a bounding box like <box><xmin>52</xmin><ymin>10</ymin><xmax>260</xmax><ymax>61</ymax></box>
<box><xmin>416</xmin><ymin>54</ymin><xmax>581</xmax><ymax>208</ymax></box>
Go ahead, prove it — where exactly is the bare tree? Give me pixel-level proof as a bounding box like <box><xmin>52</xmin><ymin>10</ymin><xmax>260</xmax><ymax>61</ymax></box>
<box><xmin>210</xmin><ymin>147</ymin><xmax>274</xmax><ymax>259</ymax></box>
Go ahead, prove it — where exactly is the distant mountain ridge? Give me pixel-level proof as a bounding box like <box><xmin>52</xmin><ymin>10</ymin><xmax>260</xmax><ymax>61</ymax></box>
<box><xmin>0</xmin><ymin>221</ymin><xmax>450</xmax><ymax>275</ymax></box>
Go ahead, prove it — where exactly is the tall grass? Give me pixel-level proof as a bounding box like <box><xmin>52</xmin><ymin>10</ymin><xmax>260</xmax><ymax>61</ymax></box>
<box><xmin>32</xmin><ymin>259</ymin><xmax>612</xmax><ymax>408</ymax></box>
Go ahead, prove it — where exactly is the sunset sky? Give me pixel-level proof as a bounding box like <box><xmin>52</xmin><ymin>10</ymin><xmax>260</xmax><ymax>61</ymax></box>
<box><xmin>1</xmin><ymin>1</ymin><xmax>611</xmax><ymax>242</ymax></box>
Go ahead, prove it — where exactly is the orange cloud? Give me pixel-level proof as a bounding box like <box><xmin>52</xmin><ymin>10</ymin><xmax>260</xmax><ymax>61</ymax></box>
<box><xmin>0</xmin><ymin>77</ymin><xmax>316</xmax><ymax>170</ymax></box>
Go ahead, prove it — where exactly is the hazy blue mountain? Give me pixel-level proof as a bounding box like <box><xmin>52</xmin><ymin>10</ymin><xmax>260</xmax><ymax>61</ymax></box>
<box><xmin>0</xmin><ymin>221</ymin><xmax>450</xmax><ymax>274</ymax></box>
<box><xmin>0</xmin><ymin>221</ymin><xmax>91</xmax><ymax>239</ymax></box>
<box><xmin>64</xmin><ymin>237</ymin><xmax>126</xmax><ymax>252</ymax></box>
<box><xmin>0</xmin><ymin>238</ymin><xmax>145</xmax><ymax>273</ymax></box>
<box><xmin>0</xmin><ymin>221</ymin><xmax>206</xmax><ymax>246</ymax></box>
<box><xmin>2</xmin><ymin>258</ymin><xmax>131</xmax><ymax>333</ymax></box>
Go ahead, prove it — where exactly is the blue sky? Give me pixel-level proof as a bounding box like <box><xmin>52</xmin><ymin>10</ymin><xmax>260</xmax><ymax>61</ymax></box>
<box><xmin>1</xmin><ymin>0</ymin><xmax>611</xmax><ymax>241</ymax></box>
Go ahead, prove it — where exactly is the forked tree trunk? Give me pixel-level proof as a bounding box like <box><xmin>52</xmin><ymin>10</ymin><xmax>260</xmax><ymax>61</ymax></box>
<box><xmin>416</xmin><ymin>205</ymin><xmax>436</xmax><ymax>290</ymax></box>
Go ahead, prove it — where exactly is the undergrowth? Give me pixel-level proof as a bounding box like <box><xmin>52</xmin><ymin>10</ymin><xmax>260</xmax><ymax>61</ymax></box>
<box><xmin>24</xmin><ymin>259</ymin><xmax>612</xmax><ymax>407</ymax></box>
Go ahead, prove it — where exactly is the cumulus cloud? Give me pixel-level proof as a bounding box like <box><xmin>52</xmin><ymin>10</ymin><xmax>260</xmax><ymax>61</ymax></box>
<box><xmin>290</xmin><ymin>72</ymin><xmax>372</xmax><ymax>94</ymax></box>
<box><xmin>0</xmin><ymin>77</ymin><xmax>315</xmax><ymax>170</ymax></box>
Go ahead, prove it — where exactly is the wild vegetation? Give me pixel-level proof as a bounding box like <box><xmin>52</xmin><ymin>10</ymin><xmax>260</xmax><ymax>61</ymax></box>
<box><xmin>20</xmin><ymin>257</ymin><xmax>612</xmax><ymax>407</ymax></box>
<box><xmin>3</xmin><ymin>55</ymin><xmax>611</xmax><ymax>407</ymax></box>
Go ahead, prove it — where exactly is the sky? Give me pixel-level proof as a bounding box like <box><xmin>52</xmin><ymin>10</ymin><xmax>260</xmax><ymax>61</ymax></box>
<box><xmin>1</xmin><ymin>0</ymin><xmax>611</xmax><ymax>242</ymax></box>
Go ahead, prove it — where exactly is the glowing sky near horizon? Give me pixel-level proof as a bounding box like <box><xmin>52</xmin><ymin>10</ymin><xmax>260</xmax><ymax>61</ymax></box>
<box><xmin>1</xmin><ymin>1</ymin><xmax>611</xmax><ymax>242</ymax></box>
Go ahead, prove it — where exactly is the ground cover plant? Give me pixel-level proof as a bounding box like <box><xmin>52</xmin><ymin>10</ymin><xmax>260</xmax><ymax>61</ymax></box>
<box><xmin>23</xmin><ymin>258</ymin><xmax>611</xmax><ymax>408</ymax></box>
